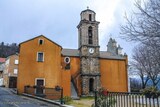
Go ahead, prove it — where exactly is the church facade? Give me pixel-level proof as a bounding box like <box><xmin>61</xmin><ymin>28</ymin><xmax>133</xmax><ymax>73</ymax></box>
<box><xmin>17</xmin><ymin>9</ymin><xmax>128</xmax><ymax>97</ymax></box>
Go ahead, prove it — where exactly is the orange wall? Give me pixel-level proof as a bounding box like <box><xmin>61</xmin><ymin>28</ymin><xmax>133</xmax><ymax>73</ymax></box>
<box><xmin>61</xmin><ymin>56</ymin><xmax>128</xmax><ymax>96</ymax></box>
<box><xmin>17</xmin><ymin>36</ymin><xmax>128</xmax><ymax>96</ymax></box>
<box><xmin>17</xmin><ymin>36</ymin><xmax>62</xmax><ymax>94</ymax></box>
<box><xmin>100</xmin><ymin>58</ymin><xmax>128</xmax><ymax>92</ymax></box>
<box><xmin>61</xmin><ymin>56</ymin><xmax>81</xmax><ymax>96</ymax></box>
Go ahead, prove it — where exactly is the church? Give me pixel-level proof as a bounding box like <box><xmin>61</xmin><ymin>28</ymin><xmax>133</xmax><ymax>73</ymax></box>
<box><xmin>17</xmin><ymin>9</ymin><xmax>128</xmax><ymax>97</ymax></box>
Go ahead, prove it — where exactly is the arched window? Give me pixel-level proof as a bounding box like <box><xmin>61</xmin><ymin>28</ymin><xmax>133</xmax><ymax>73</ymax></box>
<box><xmin>88</xmin><ymin>26</ymin><xmax>93</xmax><ymax>44</ymax></box>
<box><xmin>89</xmin><ymin>14</ymin><xmax>92</xmax><ymax>21</ymax></box>
<box><xmin>89</xmin><ymin>78</ymin><xmax>94</xmax><ymax>92</ymax></box>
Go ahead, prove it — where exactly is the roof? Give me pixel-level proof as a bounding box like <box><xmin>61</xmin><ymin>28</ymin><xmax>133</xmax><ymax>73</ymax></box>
<box><xmin>6</xmin><ymin>53</ymin><xmax>18</xmax><ymax>60</ymax></box>
<box><xmin>0</xmin><ymin>58</ymin><xmax>5</xmax><ymax>63</ymax></box>
<box><xmin>81</xmin><ymin>9</ymin><xmax>96</xmax><ymax>14</ymax></box>
<box><xmin>61</xmin><ymin>49</ymin><xmax>126</xmax><ymax>60</ymax></box>
<box><xmin>19</xmin><ymin>35</ymin><xmax>62</xmax><ymax>48</ymax></box>
<box><xmin>62</xmin><ymin>49</ymin><xmax>79</xmax><ymax>57</ymax></box>
<box><xmin>100</xmin><ymin>51</ymin><xmax>126</xmax><ymax>60</ymax></box>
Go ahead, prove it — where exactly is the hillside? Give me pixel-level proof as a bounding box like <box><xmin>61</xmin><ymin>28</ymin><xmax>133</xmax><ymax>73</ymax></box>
<box><xmin>130</xmin><ymin>77</ymin><xmax>160</xmax><ymax>91</ymax></box>
<box><xmin>0</xmin><ymin>42</ymin><xmax>19</xmax><ymax>58</ymax></box>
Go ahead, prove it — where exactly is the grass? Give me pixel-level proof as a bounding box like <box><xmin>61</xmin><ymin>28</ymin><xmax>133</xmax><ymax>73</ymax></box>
<box><xmin>65</xmin><ymin>97</ymin><xmax>94</xmax><ymax>107</ymax></box>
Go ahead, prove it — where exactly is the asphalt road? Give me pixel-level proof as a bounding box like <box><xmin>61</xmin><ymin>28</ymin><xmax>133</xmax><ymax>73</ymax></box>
<box><xmin>0</xmin><ymin>87</ymin><xmax>60</xmax><ymax>107</ymax></box>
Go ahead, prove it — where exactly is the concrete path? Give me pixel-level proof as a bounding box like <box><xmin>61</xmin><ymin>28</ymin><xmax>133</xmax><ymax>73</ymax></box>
<box><xmin>0</xmin><ymin>87</ymin><xmax>60</xmax><ymax>107</ymax></box>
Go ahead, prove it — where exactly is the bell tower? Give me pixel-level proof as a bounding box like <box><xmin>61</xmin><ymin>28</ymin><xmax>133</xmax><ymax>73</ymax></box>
<box><xmin>77</xmin><ymin>8</ymin><xmax>101</xmax><ymax>96</ymax></box>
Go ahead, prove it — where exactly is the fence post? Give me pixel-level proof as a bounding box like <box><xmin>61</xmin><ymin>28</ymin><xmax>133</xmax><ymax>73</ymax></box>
<box><xmin>61</xmin><ymin>88</ymin><xmax>63</xmax><ymax>104</ymax></box>
<box><xmin>95</xmin><ymin>91</ymin><xmax>97</xmax><ymax>107</ymax></box>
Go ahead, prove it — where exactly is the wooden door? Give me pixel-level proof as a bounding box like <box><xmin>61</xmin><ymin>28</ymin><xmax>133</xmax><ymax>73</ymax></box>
<box><xmin>36</xmin><ymin>79</ymin><xmax>44</xmax><ymax>94</ymax></box>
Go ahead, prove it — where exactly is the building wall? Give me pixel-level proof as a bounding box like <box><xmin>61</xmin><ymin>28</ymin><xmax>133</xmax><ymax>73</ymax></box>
<box><xmin>61</xmin><ymin>56</ymin><xmax>128</xmax><ymax>96</ymax></box>
<box><xmin>3</xmin><ymin>58</ymin><xmax>10</xmax><ymax>87</ymax></box>
<box><xmin>3</xmin><ymin>54</ymin><xmax>18</xmax><ymax>88</ymax></box>
<box><xmin>17</xmin><ymin>36</ymin><xmax>62</xmax><ymax>94</ymax></box>
<box><xmin>8</xmin><ymin>55</ymin><xmax>18</xmax><ymax>77</ymax></box>
<box><xmin>0</xmin><ymin>63</ymin><xmax>5</xmax><ymax>78</ymax></box>
<box><xmin>100</xmin><ymin>58</ymin><xmax>128</xmax><ymax>92</ymax></box>
<box><xmin>17</xmin><ymin>36</ymin><xmax>128</xmax><ymax>96</ymax></box>
<box><xmin>0</xmin><ymin>78</ymin><xmax>3</xmax><ymax>86</ymax></box>
<box><xmin>61</xmin><ymin>56</ymin><xmax>81</xmax><ymax>96</ymax></box>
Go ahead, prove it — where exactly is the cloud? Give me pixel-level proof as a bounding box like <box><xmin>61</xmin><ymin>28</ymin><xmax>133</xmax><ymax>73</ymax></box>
<box><xmin>0</xmin><ymin>0</ymin><xmax>136</xmax><ymax>59</ymax></box>
<box><xmin>84</xmin><ymin>0</ymin><xmax>136</xmax><ymax>59</ymax></box>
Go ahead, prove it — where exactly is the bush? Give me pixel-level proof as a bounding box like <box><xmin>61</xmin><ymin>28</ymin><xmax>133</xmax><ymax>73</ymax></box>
<box><xmin>95</xmin><ymin>88</ymin><xmax>116</xmax><ymax>107</ymax></box>
<box><xmin>141</xmin><ymin>86</ymin><xmax>160</xmax><ymax>98</ymax></box>
<box><xmin>63</xmin><ymin>96</ymin><xmax>72</xmax><ymax>104</ymax></box>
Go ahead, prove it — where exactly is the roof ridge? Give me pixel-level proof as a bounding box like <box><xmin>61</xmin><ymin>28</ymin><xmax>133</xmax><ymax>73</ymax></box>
<box><xmin>19</xmin><ymin>35</ymin><xmax>62</xmax><ymax>48</ymax></box>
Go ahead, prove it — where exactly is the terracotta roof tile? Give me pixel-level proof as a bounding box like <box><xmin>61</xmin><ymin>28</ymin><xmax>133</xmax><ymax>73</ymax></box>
<box><xmin>0</xmin><ymin>58</ymin><xmax>5</xmax><ymax>63</ymax></box>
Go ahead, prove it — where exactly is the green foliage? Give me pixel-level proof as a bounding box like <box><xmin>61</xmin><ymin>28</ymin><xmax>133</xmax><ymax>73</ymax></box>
<box><xmin>95</xmin><ymin>88</ymin><xmax>116</xmax><ymax>107</ymax></box>
<box><xmin>63</xmin><ymin>96</ymin><xmax>72</xmax><ymax>103</ymax></box>
<box><xmin>96</xmin><ymin>96</ymin><xmax>116</xmax><ymax>107</ymax></box>
<box><xmin>141</xmin><ymin>86</ymin><xmax>160</xmax><ymax>98</ymax></box>
<box><xmin>81</xmin><ymin>96</ymin><xmax>94</xmax><ymax>100</ymax></box>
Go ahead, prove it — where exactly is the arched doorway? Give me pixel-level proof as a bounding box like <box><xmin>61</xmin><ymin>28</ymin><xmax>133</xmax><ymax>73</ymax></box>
<box><xmin>89</xmin><ymin>78</ymin><xmax>94</xmax><ymax>92</ymax></box>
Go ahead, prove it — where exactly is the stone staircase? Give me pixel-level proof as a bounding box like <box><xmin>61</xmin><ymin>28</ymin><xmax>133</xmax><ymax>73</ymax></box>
<box><xmin>71</xmin><ymin>81</ymin><xmax>79</xmax><ymax>100</ymax></box>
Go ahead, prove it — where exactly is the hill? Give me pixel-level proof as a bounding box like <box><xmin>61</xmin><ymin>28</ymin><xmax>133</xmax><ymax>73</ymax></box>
<box><xmin>0</xmin><ymin>42</ymin><xmax>19</xmax><ymax>58</ymax></box>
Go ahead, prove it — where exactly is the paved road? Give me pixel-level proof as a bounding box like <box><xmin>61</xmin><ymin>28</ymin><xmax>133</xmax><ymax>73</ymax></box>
<box><xmin>0</xmin><ymin>87</ymin><xmax>60</xmax><ymax>107</ymax></box>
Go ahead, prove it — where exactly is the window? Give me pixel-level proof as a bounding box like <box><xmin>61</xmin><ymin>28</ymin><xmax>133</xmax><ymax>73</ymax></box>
<box><xmin>89</xmin><ymin>14</ymin><xmax>92</xmax><ymax>21</ymax></box>
<box><xmin>14</xmin><ymin>60</ymin><xmax>19</xmax><ymax>64</ymax></box>
<box><xmin>64</xmin><ymin>57</ymin><xmax>71</xmax><ymax>70</ymax></box>
<box><xmin>14</xmin><ymin>69</ymin><xmax>18</xmax><ymax>74</ymax></box>
<box><xmin>88</xmin><ymin>26</ymin><xmax>93</xmax><ymax>44</ymax></box>
<box><xmin>37</xmin><ymin>52</ymin><xmax>44</xmax><ymax>62</ymax></box>
<box><xmin>65</xmin><ymin>63</ymin><xmax>70</xmax><ymax>70</ymax></box>
<box><xmin>39</xmin><ymin>39</ymin><xmax>44</xmax><ymax>45</ymax></box>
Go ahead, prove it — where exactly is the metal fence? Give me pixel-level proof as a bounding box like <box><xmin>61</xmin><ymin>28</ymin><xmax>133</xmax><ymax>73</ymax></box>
<box><xmin>24</xmin><ymin>86</ymin><xmax>63</xmax><ymax>104</ymax></box>
<box><xmin>95</xmin><ymin>91</ymin><xmax>160</xmax><ymax>107</ymax></box>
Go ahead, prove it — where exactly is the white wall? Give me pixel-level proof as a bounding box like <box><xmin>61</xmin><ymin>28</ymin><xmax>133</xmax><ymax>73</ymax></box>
<box><xmin>0</xmin><ymin>78</ymin><xmax>3</xmax><ymax>86</ymax></box>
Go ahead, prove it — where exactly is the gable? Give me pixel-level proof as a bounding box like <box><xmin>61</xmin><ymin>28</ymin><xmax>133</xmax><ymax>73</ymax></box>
<box><xmin>19</xmin><ymin>35</ymin><xmax>62</xmax><ymax>48</ymax></box>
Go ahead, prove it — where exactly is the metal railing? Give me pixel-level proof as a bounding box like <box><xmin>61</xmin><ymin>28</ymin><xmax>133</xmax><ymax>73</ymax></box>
<box><xmin>95</xmin><ymin>91</ymin><xmax>160</xmax><ymax>107</ymax></box>
<box><xmin>24</xmin><ymin>86</ymin><xmax>63</xmax><ymax>104</ymax></box>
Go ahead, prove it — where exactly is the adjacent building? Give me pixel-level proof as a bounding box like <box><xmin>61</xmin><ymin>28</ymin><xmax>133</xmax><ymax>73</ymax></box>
<box><xmin>3</xmin><ymin>54</ymin><xmax>18</xmax><ymax>88</ymax></box>
<box><xmin>17</xmin><ymin>9</ymin><xmax>128</xmax><ymax>97</ymax></box>
<box><xmin>0</xmin><ymin>58</ymin><xmax>5</xmax><ymax>86</ymax></box>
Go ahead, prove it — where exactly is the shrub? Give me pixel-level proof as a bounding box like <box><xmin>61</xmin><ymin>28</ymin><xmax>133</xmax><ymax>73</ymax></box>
<box><xmin>95</xmin><ymin>88</ymin><xmax>116</xmax><ymax>107</ymax></box>
<box><xmin>63</xmin><ymin>96</ymin><xmax>72</xmax><ymax>104</ymax></box>
<box><xmin>141</xmin><ymin>86</ymin><xmax>160</xmax><ymax>98</ymax></box>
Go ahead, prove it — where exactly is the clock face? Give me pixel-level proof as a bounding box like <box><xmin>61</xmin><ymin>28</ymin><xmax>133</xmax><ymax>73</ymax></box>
<box><xmin>89</xmin><ymin>48</ymin><xmax>94</xmax><ymax>53</ymax></box>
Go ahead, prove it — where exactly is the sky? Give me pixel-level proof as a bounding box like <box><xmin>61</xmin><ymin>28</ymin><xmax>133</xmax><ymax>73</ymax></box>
<box><xmin>0</xmin><ymin>0</ymin><xmax>136</xmax><ymax>60</ymax></box>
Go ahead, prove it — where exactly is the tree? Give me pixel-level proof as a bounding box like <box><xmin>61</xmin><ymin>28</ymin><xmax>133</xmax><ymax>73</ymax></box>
<box><xmin>121</xmin><ymin>0</ymin><xmax>160</xmax><ymax>87</ymax></box>
<box><xmin>0</xmin><ymin>42</ymin><xmax>19</xmax><ymax>58</ymax></box>
<box><xmin>130</xmin><ymin>77</ymin><xmax>142</xmax><ymax>92</ymax></box>
<box><xmin>131</xmin><ymin>45</ymin><xmax>150</xmax><ymax>89</ymax></box>
<box><xmin>121</xmin><ymin>0</ymin><xmax>160</xmax><ymax>45</ymax></box>
<box><xmin>132</xmin><ymin>44</ymin><xmax>160</xmax><ymax>87</ymax></box>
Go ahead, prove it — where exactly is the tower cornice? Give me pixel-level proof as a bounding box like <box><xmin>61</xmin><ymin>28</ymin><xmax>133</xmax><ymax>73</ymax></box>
<box><xmin>78</xmin><ymin>45</ymin><xmax>100</xmax><ymax>50</ymax></box>
<box><xmin>77</xmin><ymin>20</ymin><xmax>100</xmax><ymax>28</ymax></box>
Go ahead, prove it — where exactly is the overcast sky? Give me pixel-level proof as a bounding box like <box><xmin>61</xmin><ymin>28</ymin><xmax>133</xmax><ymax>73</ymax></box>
<box><xmin>0</xmin><ymin>0</ymin><xmax>136</xmax><ymax>60</ymax></box>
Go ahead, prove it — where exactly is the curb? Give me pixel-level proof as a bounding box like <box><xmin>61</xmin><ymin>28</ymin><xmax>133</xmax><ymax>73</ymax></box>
<box><xmin>22</xmin><ymin>93</ymin><xmax>74</xmax><ymax>107</ymax></box>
